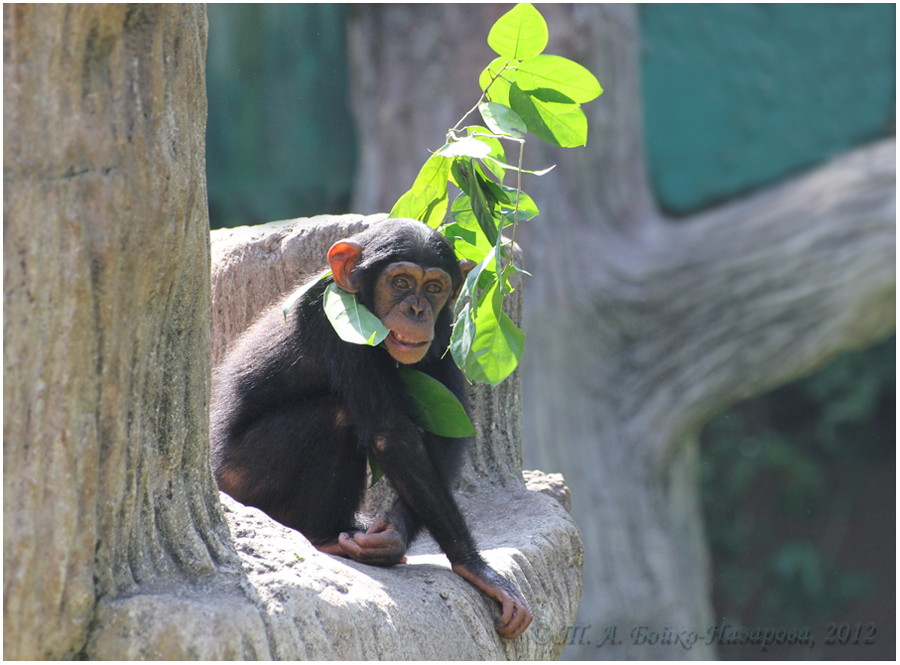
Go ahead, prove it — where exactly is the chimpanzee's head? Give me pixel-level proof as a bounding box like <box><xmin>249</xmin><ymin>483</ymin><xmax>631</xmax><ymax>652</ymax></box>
<box><xmin>327</xmin><ymin>218</ymin><xmax>475</xmax><ymax>364</ymax></box>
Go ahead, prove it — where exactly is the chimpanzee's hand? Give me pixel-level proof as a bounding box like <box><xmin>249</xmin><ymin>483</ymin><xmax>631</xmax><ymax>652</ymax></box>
<box><xmin>336</xmin><ymin>515</ymin><xmax>409</xmax><ymax>566</ymax></box>
<box><xmin>451</xmin><ymin>561</ymin><xmax>533</xmax><ymax>639</ymax></box>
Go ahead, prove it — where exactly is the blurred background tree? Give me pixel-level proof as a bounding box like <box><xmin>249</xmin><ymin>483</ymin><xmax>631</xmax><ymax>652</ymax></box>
<box><xmin>206</xmin><ymin>4</ymin><xmax>894</xmax><ymax>659</ymax></box>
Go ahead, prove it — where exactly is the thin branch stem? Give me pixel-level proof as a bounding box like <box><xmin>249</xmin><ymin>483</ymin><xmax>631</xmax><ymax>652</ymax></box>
<box><xmin>509</xmin><ymin>140</ymin><xmax>523</xmax><ymax>251</ymax></box>
<box><xmin>447</xmin><ymin>60</ymin><xmax>516</xmax><ymax>139</ymax></box>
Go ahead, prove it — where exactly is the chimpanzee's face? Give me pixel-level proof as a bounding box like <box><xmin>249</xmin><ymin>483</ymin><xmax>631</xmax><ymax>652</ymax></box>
<box><xmin>372</xmin><ymin>261</ymin><xmax>453</xmax><ymax>364</ymax></box>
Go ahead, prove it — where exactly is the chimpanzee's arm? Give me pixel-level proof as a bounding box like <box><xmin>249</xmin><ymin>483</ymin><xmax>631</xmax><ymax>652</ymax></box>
<box><xmin>331</xmin><ymin>351</ymin><xmax>463</xmax><ymax>567</ymax></box>
<box><xmin>369</xmin><ymin>417</ymin><xmax>533</xmax><ymax>639</ymax></box>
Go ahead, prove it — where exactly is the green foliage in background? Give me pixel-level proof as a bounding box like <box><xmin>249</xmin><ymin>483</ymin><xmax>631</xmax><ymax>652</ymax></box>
<box><xmin>701</xmin><ymin>338</ymin><xmax>894</xmax><ymax>627</ymax></box>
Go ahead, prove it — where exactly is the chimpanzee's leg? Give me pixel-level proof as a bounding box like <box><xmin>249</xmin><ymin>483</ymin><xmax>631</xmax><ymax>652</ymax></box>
<box><xmin>213</xmin><ymin>397</ymin><xmax>367</xmax><ymax>546</ymax></box>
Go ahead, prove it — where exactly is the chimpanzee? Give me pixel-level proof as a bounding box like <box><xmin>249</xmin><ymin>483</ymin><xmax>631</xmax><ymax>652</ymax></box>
<box><xmin>211</xmin><ymin>218</ymin><xmax>532</xmax><ymax>639</ymax></box>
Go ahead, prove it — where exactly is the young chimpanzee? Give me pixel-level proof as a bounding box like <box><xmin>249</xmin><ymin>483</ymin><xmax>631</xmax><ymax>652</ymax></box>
<box><xmin>211</xmin><ymin>218</ymin><xmax>532</xmax><ymax>639</ymax></box>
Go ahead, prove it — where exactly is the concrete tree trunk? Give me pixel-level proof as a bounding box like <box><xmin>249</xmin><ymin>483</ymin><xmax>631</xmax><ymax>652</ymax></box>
<box><xmin>348</xmin><ymin>4</ymin><xmax>895</xmax><ymax>658</ymax></box>
<box><xmin>2</xmin><ymin>5</ymin><xmax>249</xmax><ymax>659</ymax></box>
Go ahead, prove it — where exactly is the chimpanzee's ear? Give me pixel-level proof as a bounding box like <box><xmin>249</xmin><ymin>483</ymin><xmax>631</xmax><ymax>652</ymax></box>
<box><xmin>328</xmin><ymin>240</ymin><xmax>363</xmax><ymax>293</ymax></box>
<box><xmin>450</xmin><ymin>259</ymin><xmax>478</xmax><ymax>304</ymax></box>
<box><xmin>459</xmin><ymin>259</ymin><xmax>476</xmax><ymax>280</ymax></box>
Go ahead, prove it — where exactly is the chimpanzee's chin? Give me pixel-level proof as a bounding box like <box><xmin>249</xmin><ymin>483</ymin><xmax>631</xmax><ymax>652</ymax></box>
<box><xmin>389</xmin><ymin>349</ymin><xmax>428</xmax><ymax>365</ymax></box>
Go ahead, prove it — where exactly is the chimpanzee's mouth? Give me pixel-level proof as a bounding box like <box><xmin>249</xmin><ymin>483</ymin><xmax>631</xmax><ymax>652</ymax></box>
<box><xmin>388</xmin><ymin>330</ymin><xmax>430</xmax><ymax>349</ymax></box>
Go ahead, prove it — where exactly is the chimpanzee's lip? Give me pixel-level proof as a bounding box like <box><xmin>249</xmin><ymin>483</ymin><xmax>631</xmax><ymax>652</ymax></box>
<box><xmin>388</xmin><ymin>330</ymin><xmax>430</xmax><ymax>348</ymax></box>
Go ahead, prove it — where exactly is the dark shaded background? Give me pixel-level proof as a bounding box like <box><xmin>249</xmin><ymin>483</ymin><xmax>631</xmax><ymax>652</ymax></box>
<box><xmin>205</xmin><ymin>4</ymin><xmax>895</xmax><ymax>659</ymax></box>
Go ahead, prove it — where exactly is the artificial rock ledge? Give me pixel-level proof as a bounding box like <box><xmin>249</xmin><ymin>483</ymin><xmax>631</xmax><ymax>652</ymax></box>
<box><xmin>209</xmin><ymin>214</ymin><xmax>584</xmax><ymax>659</ymax></box>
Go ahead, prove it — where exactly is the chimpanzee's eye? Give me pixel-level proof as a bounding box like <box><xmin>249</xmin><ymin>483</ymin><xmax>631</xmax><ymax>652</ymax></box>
<box><xmin>425</xmin><ymin>283</ymin><xmax>443</xmax><ymax>295</ymax></box>
<box><xmin>392</xmin><ymin>276</ymin><xmax>411</xmax><ymax>290</ymax></box>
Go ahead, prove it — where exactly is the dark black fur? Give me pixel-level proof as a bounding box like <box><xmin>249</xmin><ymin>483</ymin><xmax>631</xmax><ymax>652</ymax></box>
<box><xmin>210</xmin><ymin>219</ymin><xmax>476</xmax><ymax>561</ymax></box>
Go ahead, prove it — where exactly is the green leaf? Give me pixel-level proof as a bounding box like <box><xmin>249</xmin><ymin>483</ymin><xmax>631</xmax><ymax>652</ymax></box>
<box><xmin>516</xmin><ymin>55</ymin><xmax>603</xmax><ymax>103</ymax></box>
<box><xmin>283</xmin><ymin>270</ymin><xmax>331</xmax><ymax>323</ymax></box>
<box><xmin>389</xmin><ymin>153</ymin><xmax>451</xmax><ymax>228</ymax></box>
<box><xmin>398</xmin><ymin>368</ymin><xmax>476</xmax><ymax>438</ymax></box>
<box><xmin>447</xmin><ymin>239</ymin><xmax>496</xmax><ymax>299</ymax></box>
<box><xmin>323</xmin><ymin>283</ymin><xmax>390</xmax><ymax>346</ymax></box>
<box><xmin>449</xmin><ymin>194</ymin><xmax>480</xmax><ymax>234</ymax></box>
<box><xmin>479</xmin><ymin>57</ymin><xmax>519</xmax><ymax>106</ymax></box>
<box><xmin>478</xmin><ymin>101</ymin><xmax>526</xmax><ymax>139</ymax></box>
<box><xmin>449</xmin><ymin>301</ymin><xmax>477</xmax><ymax>373</ymax></box>
<box><xmin>509</xmin><ymin>83</ymin><xmax>588</xmax><ymax>148</ymax></box>
<box><xmin>449</xmin><ymin>249</ymin><xmax>525</xmax><ymax>385</ymax></box>
<box><xmin>450</xmin><ymin>158</ymin><xmax>502</xmax><ymax>247</ymax></box>
<box><xmin>467</xmin><ymin>159</ymin><xmax>500</xmax><ymax>245</ymax></box>
<box><xmin>436</xmin><ymin>135</ymin><xmax>492</xmax><ymax>159</ymax></box>
<box><xmin>498</xmin><ymin>186</ymin><xmax>540</xmax><ymax>224</ymax></box>
<box><xmin>451</xmin><ymin>235</ymin><xmax>492</xmax><ymax>266</ymax></box>
<box><xmin>464</xmin><ymin>126</ymin><xmax>506</xmax><ymax>160</ymax></box>
<box><xmin>502</xmin><ymin>261</ymin><xmax>532</xmax><ymax>286</ymax></box>
<box><xmin>446</xmin><ymin>202</ymin><xmax>494</xmax><ymax>262</ymax></box>
<box><xmin>473</xmin><ymin>160</ymin><xmax>512</xmax><ymax>209</ymax></box>
<box><xmin>483</xmin><ymin>312</ymin><xmax>525</xmax><ymax>385</ymax></box>
<box><xmin>459</xmin><ymin>282</ymin><xmax>525</xmax><ymax>386</ymax></box>
<box><xmin>453</xmin><ymin>245</ymin><xmax>497</xmax><ymax>316</ymax></box>
<box><xmin>482</xmin><ymin>156</ymin><xmax>556</xmax><ymax>178</ymax></box>
<box><xmin>487</xmin><ymin>3</ymin><xmax>548</xmax><ymax>59</ymax></box>
<box><xmin>463</xmin><ymin>126</ymin><xmax>507</xmax><ymax>181</ymax></box>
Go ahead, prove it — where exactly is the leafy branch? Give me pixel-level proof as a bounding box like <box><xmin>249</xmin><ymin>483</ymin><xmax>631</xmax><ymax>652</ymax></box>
<box><xmin>389</xmin><ymin>3</ymin><xmax>602</xmax><ymax>386</ymax></box>
<box><xmin>282</xmin><ymin>4</ymin><xmax>602</xmax><ymax>469</ymax></box>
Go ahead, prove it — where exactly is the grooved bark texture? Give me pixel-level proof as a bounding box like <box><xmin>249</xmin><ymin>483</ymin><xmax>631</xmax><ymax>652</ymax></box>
<box><xmin>2</xmin><ymin>5</ymin><xmax>243</xmax><ymax>659</ymax></box>
<box><xmin>347</xmin><ymin>4</ymin><xmax>895</xmax><ymax>659</ymax></box>
<box><xmin>3</xmin><ymin>5</ymin><xmax>274</xmax><ymax>660</ymax></box>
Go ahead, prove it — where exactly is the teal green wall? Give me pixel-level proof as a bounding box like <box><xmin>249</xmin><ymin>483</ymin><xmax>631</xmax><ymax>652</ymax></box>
<box><xmin>206</xmin><ymin>4</ymin><xmax>354</xmax><ymax>228</ymax></box>
<box><xmin>640</xmin><ymin>3</ymin><xmax>895</xmax><ymax>216</ymax></box>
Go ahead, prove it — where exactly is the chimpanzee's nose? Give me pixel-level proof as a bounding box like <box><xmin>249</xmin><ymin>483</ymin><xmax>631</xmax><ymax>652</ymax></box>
<box><xmin>406</xmin><ymin>299</ymin><xmax>428</xmax><ymax>320</ymax></box>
